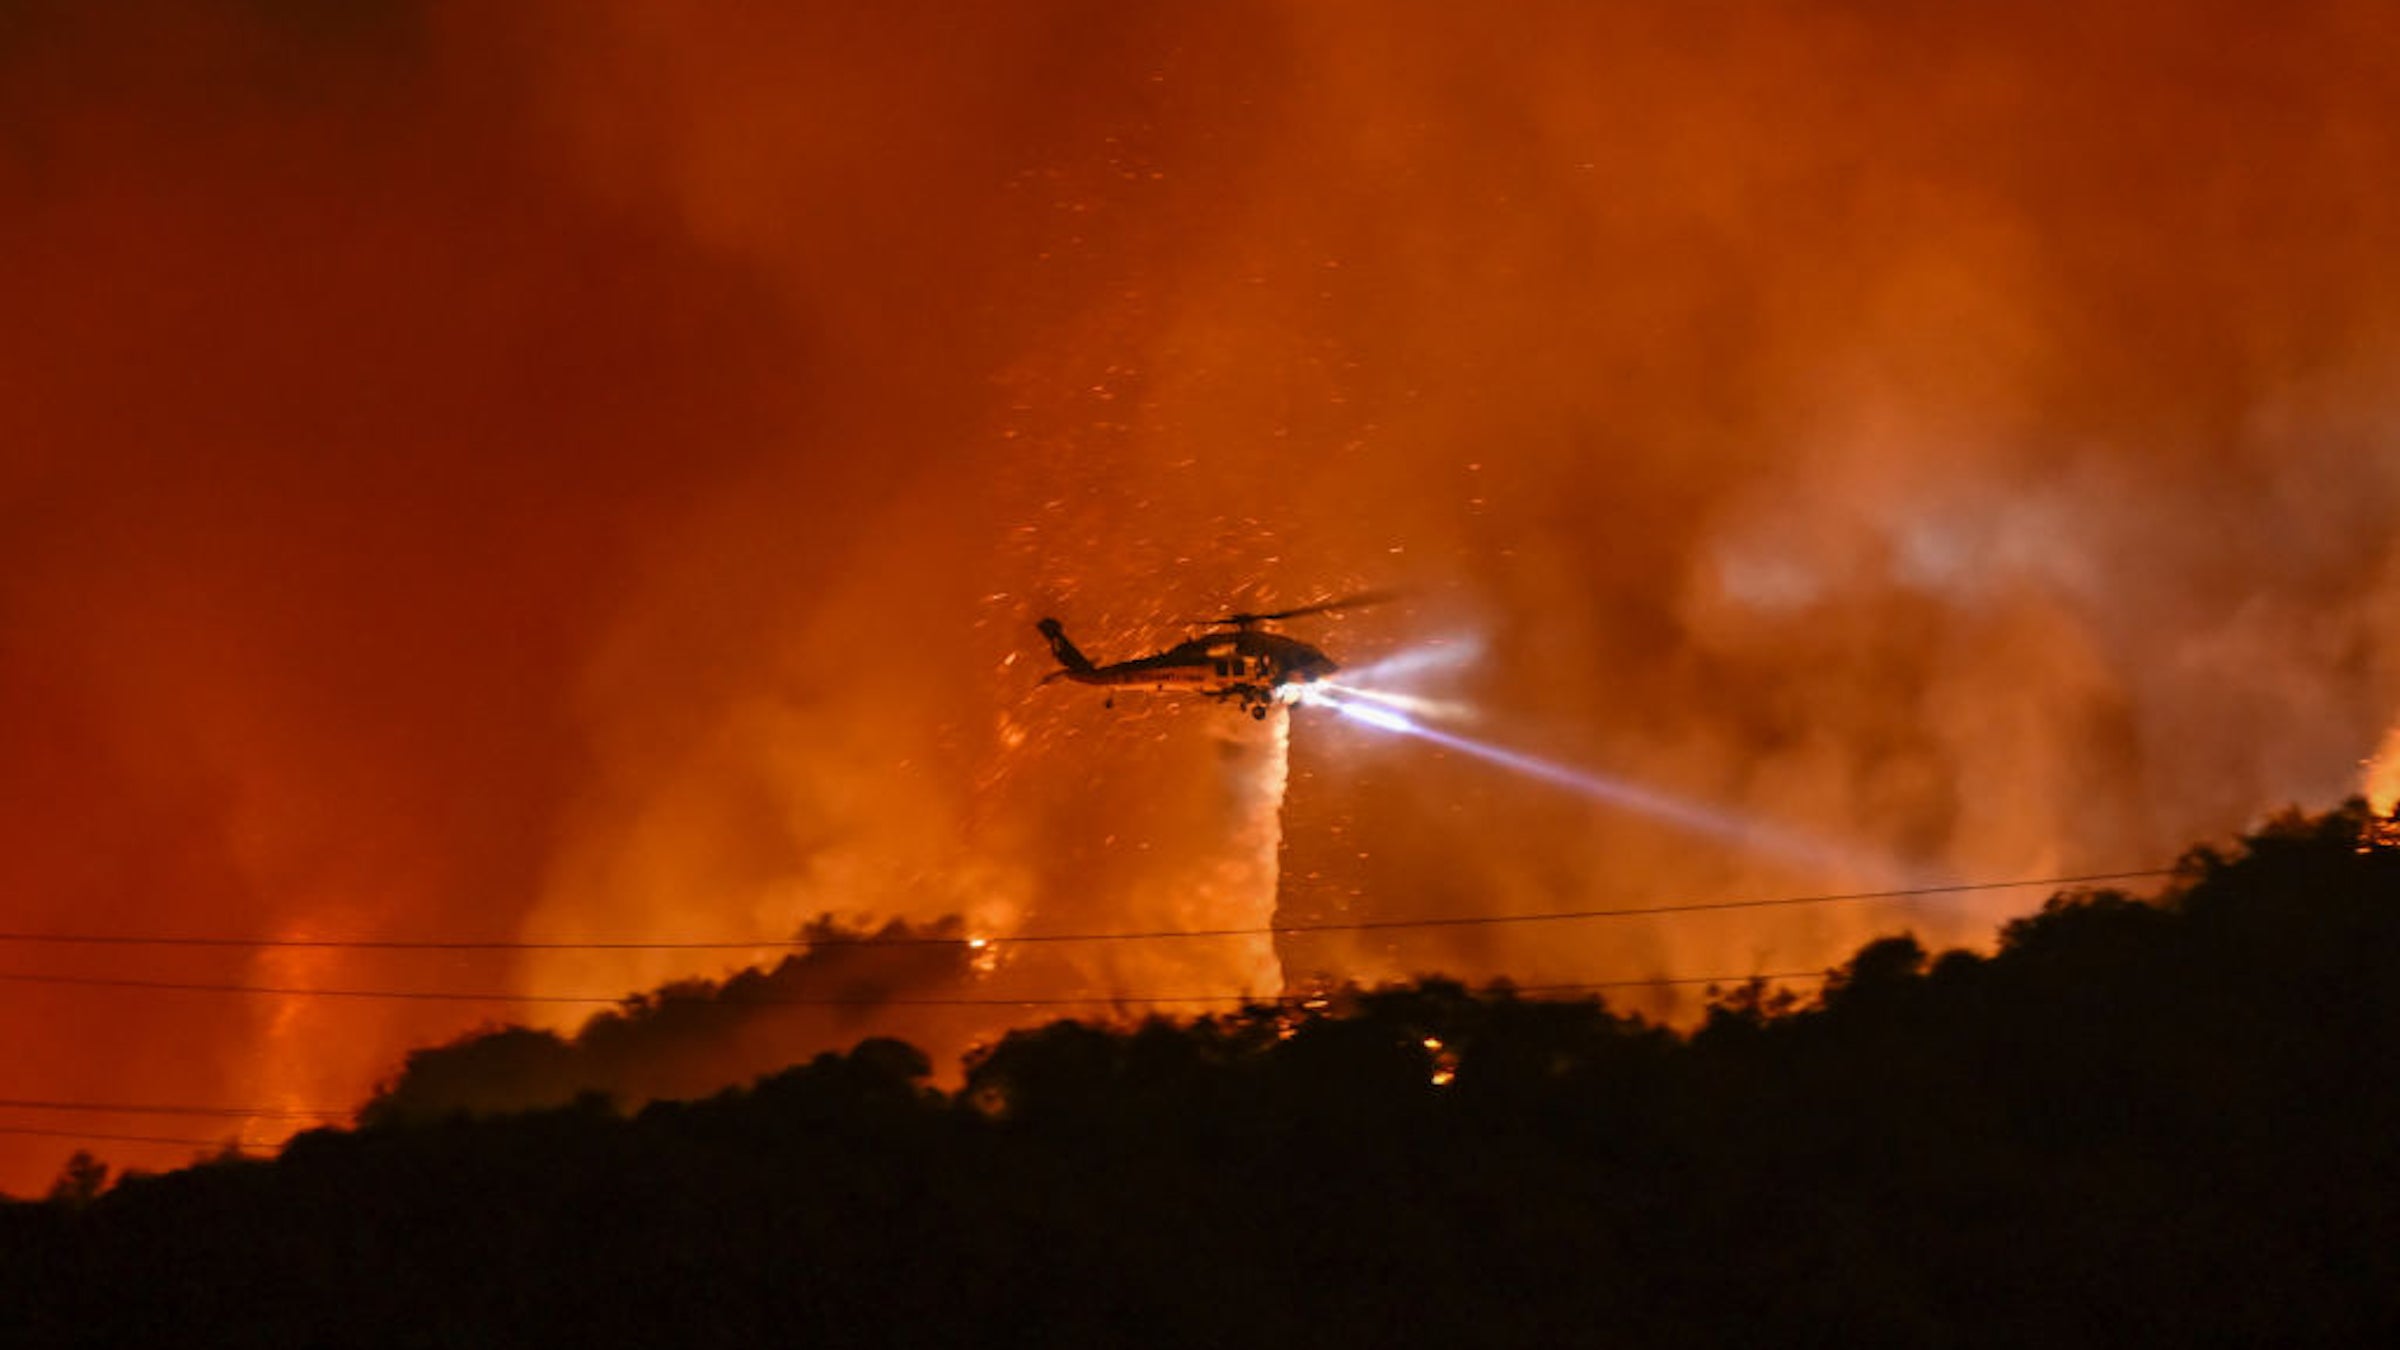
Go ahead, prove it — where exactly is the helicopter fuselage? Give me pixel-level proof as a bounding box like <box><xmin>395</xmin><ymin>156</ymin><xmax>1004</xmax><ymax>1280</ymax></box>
<box><xmin>1038</xmin><ymin>619</ymin><xmax>1338</xmax><ymax>716</ymax></box>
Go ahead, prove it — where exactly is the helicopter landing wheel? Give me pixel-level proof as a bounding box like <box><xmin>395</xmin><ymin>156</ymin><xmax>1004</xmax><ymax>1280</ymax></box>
<box><xmin>1251</xmin><ymin>704</ymin><xmax>1268</xmax><ymax>721</ymax></box>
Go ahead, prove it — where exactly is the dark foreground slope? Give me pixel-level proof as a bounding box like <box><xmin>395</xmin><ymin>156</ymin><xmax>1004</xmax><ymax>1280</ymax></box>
<box><xmin>6</xmin><ymin>807</ymin><xmax>2399</xmax><ymax>1347</ymax></box>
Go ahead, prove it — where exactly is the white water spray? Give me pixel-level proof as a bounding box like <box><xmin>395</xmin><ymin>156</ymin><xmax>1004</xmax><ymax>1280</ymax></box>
<box><xmin>1202</xmin><ymin>708</ymin><xmax>1290</xmax><ymax>996</ymax></box>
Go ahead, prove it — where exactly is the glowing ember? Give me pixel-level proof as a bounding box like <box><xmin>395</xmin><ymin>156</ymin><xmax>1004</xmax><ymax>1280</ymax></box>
<box><xmin>1422</xmin><ymin>1036</ymin><xmax>1459</xmax><ymax>1088</ymax></box>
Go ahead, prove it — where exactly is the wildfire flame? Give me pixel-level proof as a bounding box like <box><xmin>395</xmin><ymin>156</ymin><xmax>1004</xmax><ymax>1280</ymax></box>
<box><xmin>2362</xmin><ymin>726</ymin><xmax>2400</xmax><ymax>849</ymax></box>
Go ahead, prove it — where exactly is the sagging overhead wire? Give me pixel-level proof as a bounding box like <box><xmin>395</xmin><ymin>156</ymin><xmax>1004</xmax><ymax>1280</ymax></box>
<box><xmin>0</xmin><ymin>970</ymin><xmax>1836</xmax><ymax>1134</ymax></box>
<box><xmin>0</xmin><ymin>1122</ymin><xmax>261</xmax><ymax>1151</ymax></box>
<box><xmin>0</xmin><ymin>965</ymin><xmax>1833</xmax><ymax>1008</ymax></box>
<box><xmin>0</xmin><ymin>1098</ymin><xmax>348</xmax><ymax>1120</ymax></box>
<box><xmin>0</xmin><ymin>869</ymin><xmax>2177</xmax><ymax>953</ymax></box>
<box><xmin>0</xmin><ymin>969</ymin><xmax>1830</xmax><ymax>1147</ymax></box>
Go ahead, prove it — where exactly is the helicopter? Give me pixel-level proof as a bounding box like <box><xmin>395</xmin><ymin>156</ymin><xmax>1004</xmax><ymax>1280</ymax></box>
<box><xmin>1036</xmin><ymin>594</ymin><xmax>1388</xmax><ymax>719</ymax></box>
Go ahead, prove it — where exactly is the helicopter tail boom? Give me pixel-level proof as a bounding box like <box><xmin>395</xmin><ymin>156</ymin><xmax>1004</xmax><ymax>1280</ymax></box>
<box><xmin>1036</xmin><ymin>618</ymin><xmax>1096</xmax><ymax>677</ymax></box>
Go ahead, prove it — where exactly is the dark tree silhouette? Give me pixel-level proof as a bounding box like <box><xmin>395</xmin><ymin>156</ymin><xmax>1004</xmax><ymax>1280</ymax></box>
<box><xmin>7</xmin><ymin>805</ymin><xmax>2400</xmax><ymax>1346</ymax></box>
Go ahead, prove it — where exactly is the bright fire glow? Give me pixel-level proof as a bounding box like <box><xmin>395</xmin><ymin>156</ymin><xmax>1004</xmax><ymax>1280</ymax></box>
<box><xmin>2362</xmin><ymin>725</ymin><xmax>2400</xmax><ymax>849</ymax></box>
<box><xmin>2366</xmin><ymin>725</ymin><xmax>2400</xmax><ymax>819</ymax></box>
<box><xmin>1422</xmin><ymin>1035</ymin><xmax>1458</xmax><ymax>1087</ymax></box>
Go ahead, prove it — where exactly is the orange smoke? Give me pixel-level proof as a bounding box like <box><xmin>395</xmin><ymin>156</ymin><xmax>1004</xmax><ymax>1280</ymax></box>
<box><xmin>9</xmin><ymin>0</ymin><xmax>2400</xmax><ymax>1192</ymax></box>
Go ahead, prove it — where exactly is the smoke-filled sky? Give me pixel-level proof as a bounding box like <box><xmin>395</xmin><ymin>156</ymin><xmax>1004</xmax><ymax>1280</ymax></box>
<box><xmin>6</xmin><ymin>0</ymin><xmax>2400</xmax><ymax>1193</ymax></box>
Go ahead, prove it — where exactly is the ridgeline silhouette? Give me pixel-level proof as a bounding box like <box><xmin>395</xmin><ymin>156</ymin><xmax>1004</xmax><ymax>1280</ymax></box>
<box><xmin>5</xmin><ymin>805</ymin><xmax>2397</xmax><ymax>1345</ymax></box>
<box><xmin>361</xmin><ymin>914</ymin><xmax>985</xmax><ymax>1124</ymax></box>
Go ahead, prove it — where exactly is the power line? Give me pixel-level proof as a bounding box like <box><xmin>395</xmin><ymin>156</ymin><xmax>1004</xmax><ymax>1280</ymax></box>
<box><xmin>0</xmin><ymin>970</ymin><xmax>1833</xmax><ymax>1126</ymax></box>
<box><xmin>0</xmin><ymin>868</ymin><xmax>2175</xmax><ymax>1164</ymax></box>
<box><xmin>0</xmin><ymin>969</ymin><xmax>617</xmax><ymax>1004</ymax></box>
<box><xmin>0</xmin><ymin>1098</ymin><xmax>347</xmax><ymax>1120</ymax></box>
<box><xmin>0</xmin><ymin>1123</ymin><xmax>257</xmax><ymax>1151</ymax></box>
<box><xmin>0</xmin><ymin>970</ymin><xmax>1838</xmax><ymax>1154</ymax></box>
<box><xmin>0</xmin><ymin>965</ymin><xmax>1829</xmax><ymax>1008</ymax></box>
<box><xmin>0</xmin><ymin>868</ymin><xmax>2174</xmax><ymax>953</ymax></box>
<box><xmin>1109</xmin><ymin>871</ymin><xmax>2175</xmax><ymax>942</ymax></box>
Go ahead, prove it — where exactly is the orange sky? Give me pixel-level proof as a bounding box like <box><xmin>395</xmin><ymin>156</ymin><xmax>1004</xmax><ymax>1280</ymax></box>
<box><xmin>6</xmin><ymin>0</ymin><xmax>2400</xmax><ymax>1194</ymax></box>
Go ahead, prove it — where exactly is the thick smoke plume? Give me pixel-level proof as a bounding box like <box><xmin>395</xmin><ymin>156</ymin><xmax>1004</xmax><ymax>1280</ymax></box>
<box><xmin>7</xmin><ymin>0</ymin><xmax>2400</xmax><ymax>1191</ymax></box>
<box><xmin>380</xmin><ymin>712</ymin><xmax>1287</xmax><ymax>1122</ymax></box>
<box><xmin>364</xmin><ymin>917</ymin><xmax>981</xmax><ymax>1123</ymax></box>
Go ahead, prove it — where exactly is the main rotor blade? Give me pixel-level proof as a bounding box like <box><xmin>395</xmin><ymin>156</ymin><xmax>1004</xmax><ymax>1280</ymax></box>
<box><xmin>1219</xmin><ymin>589</ymin><xmax>1401</xmax><ymax>625</ymax></box>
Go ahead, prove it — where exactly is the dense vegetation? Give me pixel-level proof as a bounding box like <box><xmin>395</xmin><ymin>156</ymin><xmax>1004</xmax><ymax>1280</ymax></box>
<box><xmin>6</xmin><ymin>806</ymin><xmax>2398</xmax><ymax>1345</ymax></box>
